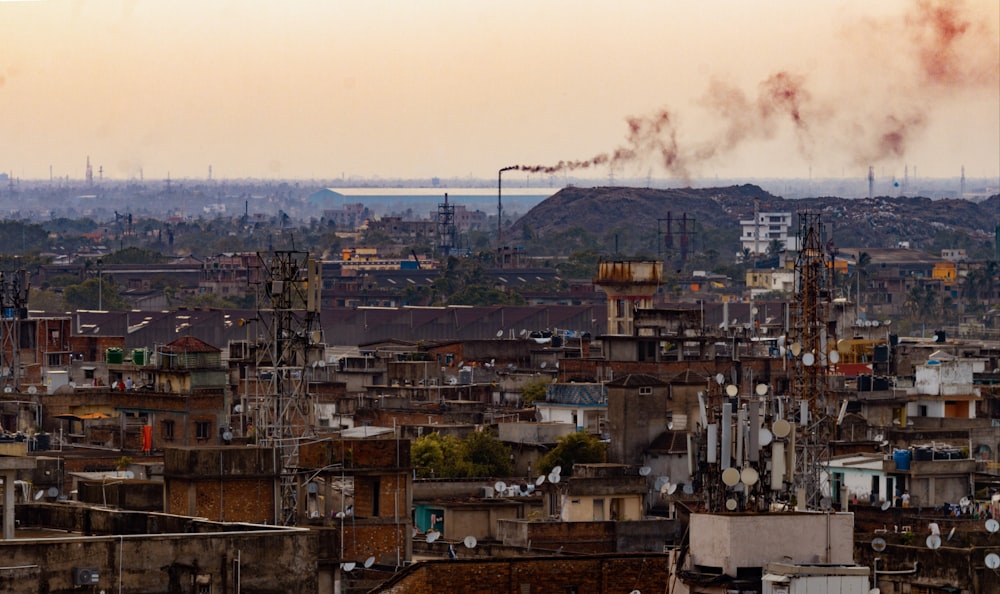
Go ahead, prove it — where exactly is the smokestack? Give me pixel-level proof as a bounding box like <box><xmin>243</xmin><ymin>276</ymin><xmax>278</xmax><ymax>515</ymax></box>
<box><xmin>868</xmin><ymin>166</ymin><xmax>874</xmax><ymax>199</ymax></box>
<box><xmin>960</xmin><ymin>165</ymin><xmax>966</xmax><ymax>198</ymax></box>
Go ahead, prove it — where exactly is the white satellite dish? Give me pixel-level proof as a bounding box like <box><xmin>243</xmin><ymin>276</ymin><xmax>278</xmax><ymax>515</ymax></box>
<box><xmin>535</xmin><ymin>474</ymin><xmax>546</xmax><ymax>486</ymax></box>
<box><xmin>496</xmin><ymin>330</ymin><xmax>504</xmax><ymax>337</ymax></box>
<box><xmin>654</xmin><ymin>476</ymin><xmax>670</xmax><ymax>491</ymax></box>
<box><xmin>638</xmin><ymin>466</ymin><xmax>652</xmax><ymax>476</ymax></box>
<box><xmin>725</xmin><ymin>498</ymin><xmax>738</xmax><ymax>511</ymax></box>
<box><xmin>494</xmin><ymin>481</ymin><xmax>507</xmax><ymax>493</ymax></box>
<box><xmin>336</xmin><ymin>511</ymin><xmax>346</xmax><ymax>519</ymax></box>
<box><xmin>725</xmin><ymin>384</ymin><xmax>738</xmax><ymax>397</ymax></box>
<box><xmin>540</xmin><ymin>362</ymin><xmax>547</xmax><ymax>369</ymax></box>
<box><xmin>772</xmin><ymin>419</ymin><xmax>791</xmax><ymax>438</ymax></box>
<box><xmin>721</xmin><ymin>467</ymin><xmax>741</xmax><ymax>487</ymax></box>
<box><xmin>464</xmin><ymin>535</ymin><xmax>478</xmax><ymax>549</ymax></box>
<box><xmin>929</xmin><ymin>522</ymin><xmax>940</xmax><ymax>536</ymax></box>
<box><xmin>987</xmin><ymin>553</ymin><xmax>1000</xmax><ymax>569</ymax></box>
<box><xmin>34</xmin><ymin>489</ymin><xmax>44</xmax><ymax>501</ymax></box>
<box><xmin>426</xmin><ymin>531</ymin><xmax>441</xmax><ymax>543</ymax></box>
<box><xmin>865</xmin><ymin>320</ymin><xmax>873</xmax><ymax>327</ymax></box>
<box><xmin>874</xmin><ymin>433</ymin><xmax>884</xmax><ymax>442</ymax></box>
<box><xmin>27</xmin><ymin>386</ymin><xmax>36</xmax><ymax>394</ymax></box>
<box><xmin>884</xmin><ymin>319</ymin><xmax>892</xmax><ymax>326</ymax></box>
<box><xmin>124</xmin><ymin>471</ymin><xmax>135</xmax><ymax>479</ymax></box>
<box><xmin>740</xmin><ymin>467</ymin><xmax>759</xmax><ymax>486</ymax></box>
<box><xmin>926</xmin><ymin>534</ymin><xmax>941</xmax><ymax>550</ymax></box>
<box><xmin>987</xmin><ymin>519</ymin><xmax>999</xmax><ymax>534</ymax></box>
<box><xmin>364</xmin><ymin>556</ymin><xmax>375</xmax><ymax>568</ymax></box>
<box><xmin>755</xmin><ymin>384</ymin><xmax>768</xmax><ymax>396</ymax></box>
<box><xmin>759</xmin><ymin>428</ymin><xmax>773</xmax><ymax>447</ymax></box>
<box><xmin>552</xmin><ymin>465</ymin><xmax>562</xmax><ymax>475</ymax></box>
<box><xmin>828</xmin><ymin>350</ymin><xmax>840</xmax><ymax>364</ymax></box>
<box><xmin>548</xmin><ymin>473</ymin><xmax>561</xmax><ymax>484</ymax></box>
<box><xmin>948</xmin><ymin>527</ymin><xmax>956</xmax><ymax>541</ymax></box>
<box><xmin>881</xmin><ymin>501</ymin><xmax>892</xmax><ymax>511</ymax></box>
<box><xmin>872</xmin><ymin>320</ymin><xmax>880</xmax><ymax>327</ymax></box>
<box><xmin>802</xmin><ymin>352</ymin><xmax>815</xmax><ymax>367</ymax></box>
<box><xmin>871</xmin><ymin>537</ymin><xmax>887</xmax><ymax>552</ymax></box>
<box><xmin>715</xmin><ymin>373</ymin><xmax>725</xmax><ymax>385</ymax></box>
<box><xmin>343</xmin><ymin>562</ymin><xmax>356</xmax><ymax>572</ymax></box>
<box><xmin>790</xmin><ymin>342</ymin><xmax>802</xmax><ymax>356</ymax></box>
<box><xmin>666</xmin><ymin>483</ymin><xmax>678</xmax><ymax>495</ymax></box>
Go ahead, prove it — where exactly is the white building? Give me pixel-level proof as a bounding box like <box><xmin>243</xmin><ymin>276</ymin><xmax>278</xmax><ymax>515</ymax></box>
<box><xmin>740</xmin><ymin>212</ymin><xmax>799</xmax><ymax>255</ymax></box>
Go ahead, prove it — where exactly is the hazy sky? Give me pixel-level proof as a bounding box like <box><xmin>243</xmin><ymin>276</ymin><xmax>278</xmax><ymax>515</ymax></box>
<box><xmin>1</xmin><ymin>0</ymin><xmax>997</xmax><ymax>182</ymax></box>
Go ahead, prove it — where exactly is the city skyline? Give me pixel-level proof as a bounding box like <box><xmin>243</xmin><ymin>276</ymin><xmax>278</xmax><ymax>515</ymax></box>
<box><xmin>0</xmin><ymin>0</ymin><xmax>997</xmax><ymax>182</ymax></box>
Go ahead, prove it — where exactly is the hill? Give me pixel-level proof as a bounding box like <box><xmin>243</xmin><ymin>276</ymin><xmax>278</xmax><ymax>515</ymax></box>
<box><xmin>508</xmin><ymin>185</ymin><xmax>1000</xmax><ymax>260</ymax></box>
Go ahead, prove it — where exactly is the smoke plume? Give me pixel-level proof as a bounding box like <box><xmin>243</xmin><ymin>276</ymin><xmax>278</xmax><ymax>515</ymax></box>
<box><xmin>512</xmin><ymin>0</ymin><xmax>997</xmax><ymax>181</ymax></box>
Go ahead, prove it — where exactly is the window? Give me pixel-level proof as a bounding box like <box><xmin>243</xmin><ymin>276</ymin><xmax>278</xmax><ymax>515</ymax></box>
<box><xmin>48</xmin><ymin>354</ymin><xmax>61</xmax><ymax>366</ymax></box>
<box><xmin>162</xmin><ymin>420</ymin><xmax>175</xmax><ymax>441</ymax></box>
<box><xmin>639</xmin><ymin>386</ymin><xmax>653</xmax><ymax>395</ymax></box>
<box><xmin>196</xmin><ymin>421</ymin><xmax>211</xmax><ymax>439</ymax></box>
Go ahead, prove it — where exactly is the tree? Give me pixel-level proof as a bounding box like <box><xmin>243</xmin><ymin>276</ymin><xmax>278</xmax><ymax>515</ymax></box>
<box><xmin>538</xmin><ymin>432</ymin><xmax>606</xmax><ymax>477</ymax></box>
<box><xmin>63</xmin><ymin>277</ymin><xmax>129</xmax><ymax>311</ymax></box>
<box><xmin>101</xmin><ymin>246</ymin><xmax>166</xmax><ymax>265</ymax></box>
<box><xmin>520</xmin><ymin>378</ymin><xmax>549</xmax><ymax>406</ymax></box>
<box><xmin>456</xmin><ymin>429</ymin><xmax>513</xmax><ymax>478</ymax></box>
<box><xmin>411</xmin><ymin>432</ymin><xmax>462</xmax><ymax>478</ymax></box>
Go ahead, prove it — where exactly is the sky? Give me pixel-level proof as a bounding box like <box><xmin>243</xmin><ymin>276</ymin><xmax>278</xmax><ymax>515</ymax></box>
<box><xmin>0</xmin><ymin>0</ymin><xmax>997</xmax><ymax>183</ymax></box>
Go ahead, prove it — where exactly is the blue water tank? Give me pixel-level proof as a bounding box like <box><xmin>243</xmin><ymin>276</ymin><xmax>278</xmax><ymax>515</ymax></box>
<box><xmin>893</xmin><ymin>449</ymin><xmax>912</xmax><ymax>470</ymax></box>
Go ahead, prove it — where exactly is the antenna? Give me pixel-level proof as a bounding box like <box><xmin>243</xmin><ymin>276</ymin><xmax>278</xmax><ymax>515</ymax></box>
<box><xmin>881</xmin><ymin>501</ymin><xmax>892</xmax><ymax>511</ymax></box>
<box><xmin>342</xmin><ymin>562</ymin><xmax>356</xmax><ymax>572</ymax></box>
<box><xmin>871</xmin><ymin>537</ymin><xmax>887</xmax><ymax>552</ymax></box>
<box><xmin>987</xmin><ymin>553</ymin><xmax>1000</xmax><ymax>570</ymax></box>
<box><xmin>464</xmin><ymin>535</ymin><xmax>478</xmax><ymax>549</ymax></box>
<box><xmin>364</xmin><ymin>556</ymin><xmax>375</xmax><ymax>569</ymax></box>
<box><xmin>986</xmin><ymin>519</ymin><xmax>999</xmax><ymax>534</ymax></box>
<box><xmin>535</xmin><ymin>474</ymin><xmax>546</xmax><ymax>486</ymax></box>
<box><xmin>926</xmin><ymin>534</ymin><xmax>941</xmax><ymax>550</ymax></box>
<box><xmin>496</xmin><ymin>330</ymin><xmax>503</xmax><ymax>338</ymax></box>
<box><xmin>638</xmin><ymin>466</ymin><xmax>652</xmax><ymax>477</ymax></box>
<box><xmin>494</xmin><ymin>481</ymin><xmax>507</xmax><ymax>494</ymax></box>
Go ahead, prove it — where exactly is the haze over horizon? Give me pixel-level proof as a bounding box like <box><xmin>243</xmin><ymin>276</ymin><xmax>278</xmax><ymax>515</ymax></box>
<box><xmin>1</xmin><ymin>0</ymin><xmax>997</xmax><ymax>183</ymax></box>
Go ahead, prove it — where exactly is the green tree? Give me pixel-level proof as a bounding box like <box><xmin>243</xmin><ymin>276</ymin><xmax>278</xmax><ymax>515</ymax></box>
<box><xmin>101</xmin><ymin>246</ymin><xmax>167</xmax><ymax>265</ymax></box>
<box><xmin>411</xmin><ymin>432</ymin><xmax>463</xmax><ymax>478</ymax></box>
<box><xmin>28</xmin><ymin>287</ymin><xmax>65</xmax><ymax>312</ymax></box>
<box><xmin>538</xmin><ymin>432</ymin><xmax>606</xmax><ymax>477</ymax></box>
<box><xmin>456</xmin><ymin>429</ymin><xmax>513</xmax><ymax>478</ymax></box>
<box><xmin>520</xmin><ymin>378</ymin><xmax>550</xmax><ymax>406</ymax></box>
<box><xmin>63</xmin><ymin>277</ymin><xmax>129</xmax><ymax>311</ymax></box>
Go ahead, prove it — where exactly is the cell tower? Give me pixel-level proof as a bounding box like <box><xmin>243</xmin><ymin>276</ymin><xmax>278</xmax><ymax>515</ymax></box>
<box><xmin>249</xmin><ymin>250</ymin><xmax>323</xmax><ymax>525</ymax></box>
<box><xmin>436</xmin><ymin>193</ymin><xmax>456</xmax><ymax>255</ymax></box>
<box><xmin>788</xmin><ymin>211</ymin><xmax>837</xmax><ymax>509</ymax></box>
<box><xmin>0</xmin><ymin>270</ymin><xmax>29</xmax><ymax>392</ymax></box>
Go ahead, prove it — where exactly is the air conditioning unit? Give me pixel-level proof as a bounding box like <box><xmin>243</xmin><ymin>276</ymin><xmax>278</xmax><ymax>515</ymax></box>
<box><xmin>73</xmin><ymin>567</ymin><xmax>100</xmax><ymax>586</ymax></box>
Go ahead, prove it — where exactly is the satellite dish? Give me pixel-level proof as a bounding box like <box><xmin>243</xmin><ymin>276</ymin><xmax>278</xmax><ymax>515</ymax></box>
<box><xmin>926</xmin><ymin>534</ymin><xmax>941</xmax><ymax>550</ymax></box>
<box><xmin>772</xmin><ymin>419</ymin><xmax>791</xmax><ymax>438</ymax></box>
<box><xmin>535</xmin><ymin>474</ymin><xmax>546</xmax><ymax>486</ymax></box>
<box><xmin>929</xmin><ymin>522</ymin><xmax>940</xmax><ymax>536</ymax></box>
<box><xmin>874</xmin><ymin>433</ymin><xmax>884</xmax><ymax>442</ymax></box>
<box><xmin>871</xmin><ymin>537</ymin><xmax>887</xmax><ymax>552</ymax></box>
<box><xmin>364</xmin><ymin>556</ymin><xmax>376</xmax><ymax>568</ymax></box>
<box><xmin>948</xmin><ymin>527</ymin><xmax>956</xmax><ymax>541</ymax></box>
<box><xmin>638</xmin><ymin>466</ymin><xmax>652</xmax><ymax>476</ymax></box>
<box><xmin>881</xmin><ymin>501</ymin><xmax>892</xmax><ymax>511</ymax></box>
<box><xmin>552</xmin><ymin>465</ymin><xmax>562</xmax><ymax>475</ymax></box>
<box><xmin>740</xmin><ymin>467</ymin><xmax>759</xmax><ymax>486</ymax></box>
<box><xmin>802</xmin><ymin>352</ymin><xmax>815</xmax><ymax>367</ymax></box>
<box><xmin>872</xmin><ymin>320</ymin><xmax>880</xmax><ymax>327</ymax></box>
<box><xmin>540</xmin><ymin>362</ymin><xmax>547</xmax><ymax>369</ymax></box>
<box><xmin>124</xmin><ymin>471</ymin><xmax>135</xmax><ymax>479</ymax></box>
<box><xmin>725</xmin><ymin>384</ymin><xmax>738</xmax><ymax>397</ymax></box>
<box><xmin>777</xmin><ymin>335</ymin><xmax>786</xmax><ymax>346</ymax></box>
<box><xmin>27</xmin><ymin>386</ymin><xmax>36</xmax><ymax>394</ymax></box>
<box><xmin>725</xmin><ymin>498</ymin><xmax>738</xmax><ymax>511</ymax></box>
<box><xmin>759</xmin><ymin>428</ymin><xmax>773</xmax><ymax>447</ymax></box>
<box><xmin>828</xmin><ymin>350</ymin><xmax>840</xmax><ymax>364</ymax></box>
<box><xmin>755</xmin><ymin>384</ymin><xmax>768</xmax><ymax>396</ymax></box>
<box><xmin>960</xmin><ymin>497</ymin><xmax>971</xmax><ymax>508</ymax></box>
<box><xmin>520</xmin><ymin>329</ymin><xmax>527</xmax><ymax>336</ymax></box>
<box><xmin>494</xmin><ymin>481</ymin><xmax>507</xmax><ymax>493</ymax></box>
<box><xmin>222</xmin><ymin>430</ymin><xmax>233</xmax><ymax>442</ymax></box>
<box><xmin>884</xmin><ymin>319</ymin><xmax>892</xmax><ymax>326</ymax></box>
<box><xmin>47</xmin><ymin>486</ymin><xmax>59</xmax><ymax>498</ymax></box>
<box><xmin>683</xmin><ymin>483</ymin><xmax>694</xmax><ymax>495</ymax></box>
<box><xmin>464</xmin><ymin>535</ymin><xmax>478</xmax><ymax>549</ymax></box>
<box><xmin>790</xmin><ymin>342</ymin><xmax>802</xmax><ymax>356</ymax></box>
<box><xmin>987</xmin><ymin>553</ymin><xmax>1000</xmax><ymax>569</ymax></box>
<box><xmin>880</xmin><ymin>440</ymin><xmax>890</xmax><ymax>448</ymax></box>
<box><xmin>865</xmin><ymin>320</ymin><xmax>873</xmax><ymax>327</ymax></box>
<box><xmin>721</xmin><ymin>467</ymin><xmax>741</xmax><ymax>487</ymax></box>
<box><xmin>666</xmin><ymin>483</ymin><xmax>678</xmax><ymax>495</ymax></box>
<box><xmin>987</xmin><ymin>519</ymin><xmax>999</xmax><ymax>534</ymax></box>
<box><xmin>820</xmin><ymin>497</ymin><xmax>832</xmax><ymax>510</ymax></box>
<box><xmin>751</xmin><ymin>307</ymin><xmax>759</xmax><ymax>315</ymax></box>
<box><xmin>548</xmin><ymin>473</ymin><xmax>561</xmax><ymax>484</ymax></box>
<box><xmin>336</xmin><ymin>511</ymin><xmax>346</xmax><ymax>519</ymax></box>
<box><xmin>34</xmin><ymin>489</ymin><xmax>44</xmax><ymax>501</ymax></box>
<box><xmin>496</xmin><ymin>330</ymin><xmax>504</xmax><ymax>338</ymax></box>
<box><xmin>715</xmin><ymin>373</ymin><xmax>725</xmax><ymax>385</ymax></box>
<box><xmin>654</xmin><ymin>476</ymin><xmax>670</xmax><ymax>491</ymax></box>
<box><xmin>426</xmin><ymin>531</ymin><xmax>441</xmax><ymax>543</ymax></box>
<box><xmin>343</xmin><ymin>562</ymin><xmax>356</xmax><ymax>572</ymax></box>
